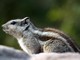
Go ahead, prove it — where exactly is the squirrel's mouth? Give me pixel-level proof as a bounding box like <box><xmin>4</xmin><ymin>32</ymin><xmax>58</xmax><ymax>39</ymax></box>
<box><xmin>2</xmin><ymin>25</ymin><xmax>9</xmax><ymax>33</ymax></box>
<box><xmin>2</xmin><ymin>28</ymin><xmax>9</xmax><ymax>33</ymax></box>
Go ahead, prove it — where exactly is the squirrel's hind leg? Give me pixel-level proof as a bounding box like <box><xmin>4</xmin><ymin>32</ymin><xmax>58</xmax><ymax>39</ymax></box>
<box><xmin>43</xmin><ymin>39</ymin><xmax>72</xmax><ymax>53</ymax></box>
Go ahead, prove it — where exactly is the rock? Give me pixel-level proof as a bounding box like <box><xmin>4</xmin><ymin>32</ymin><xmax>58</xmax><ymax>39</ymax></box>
<box><xmin>0</xmin><ymin>45</ymin><xmax>80</xmax><ymax>60</ymax></box>
<box><xmin>0</xmin><ymin>45</ymin><xmax>30</xmax><ymax>60</ymax></box>
<box><xmin>30</xmin><ymin>53</ymin><xmax>80</xmax><ymax>60</ymax></box>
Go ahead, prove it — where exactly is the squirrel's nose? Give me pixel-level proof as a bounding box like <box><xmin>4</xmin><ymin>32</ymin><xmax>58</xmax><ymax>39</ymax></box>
<box><xmin>2</xmin><ymin>24</ymin><xmax>6</xmax><ymax>29</ymax></box>
<box><xmin>2</xmin><ymin>25</ymin><xmax>4</xmax><ymax>28</ymax></box>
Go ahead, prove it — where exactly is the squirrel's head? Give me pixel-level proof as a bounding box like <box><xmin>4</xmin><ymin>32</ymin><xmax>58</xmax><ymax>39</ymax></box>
<box><xmin>2</xmin><ymin>17</ymin><xmax>32</xmax><ymax>39</ymax></box>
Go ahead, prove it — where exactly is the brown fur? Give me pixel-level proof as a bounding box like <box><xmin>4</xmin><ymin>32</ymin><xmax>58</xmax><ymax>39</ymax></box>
<box><xmin>39</xmin><ymin>28</ymin><xmax>80</xmax><ymax>52</ymax></box>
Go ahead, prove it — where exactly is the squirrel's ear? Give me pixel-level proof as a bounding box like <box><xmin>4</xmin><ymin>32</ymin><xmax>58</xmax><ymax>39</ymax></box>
<box><xmin>22</xmin><ymin>17</ymin><xmax>30</xmax><ymax>24</ymax></box>
<box><xmin>22</xmin><ymin>17</ymin><xmax>30</xmax><ymax>21</ymax></box>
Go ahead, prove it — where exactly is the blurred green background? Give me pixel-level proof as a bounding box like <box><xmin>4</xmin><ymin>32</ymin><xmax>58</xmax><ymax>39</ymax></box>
<box><xmin>0</xmin><ymin>0</ymin><xmax>80</xmax><ymax>49</ymax></box>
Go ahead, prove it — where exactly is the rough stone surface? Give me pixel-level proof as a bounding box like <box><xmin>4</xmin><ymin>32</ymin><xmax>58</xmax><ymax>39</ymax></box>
<box><xmin>0</xmin><ymin>45</ymin><xmax>30</xmax><ymax>60</ymax></box>
<box><xmin>30</xmin><ymin>53</ymin><xmax>80</xmax><ymax>60</ymax></box>
<box><xmin>0</xmin><ymin>45</ymin><xmax>80</xmax><ymax>60</ymax></box>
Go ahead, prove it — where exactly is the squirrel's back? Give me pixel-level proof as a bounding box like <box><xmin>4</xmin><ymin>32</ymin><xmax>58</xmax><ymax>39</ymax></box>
<box><xmin>38</xmin><ymin>28</ymin><xmax>80</xmax><ymax>52</ymax></box>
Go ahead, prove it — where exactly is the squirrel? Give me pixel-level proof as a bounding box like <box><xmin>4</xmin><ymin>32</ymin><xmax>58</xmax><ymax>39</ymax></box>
<box><xmin>2</xmin><ymin>17</ymin><xmax>80</xmax><ymax>55</ymax></box>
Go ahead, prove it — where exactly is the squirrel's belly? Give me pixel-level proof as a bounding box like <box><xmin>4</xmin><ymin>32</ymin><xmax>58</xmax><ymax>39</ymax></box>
<box><xmin>18</xmin><ymin>38</ymin><xmax>30</xmax><ymax>54</ymax></box>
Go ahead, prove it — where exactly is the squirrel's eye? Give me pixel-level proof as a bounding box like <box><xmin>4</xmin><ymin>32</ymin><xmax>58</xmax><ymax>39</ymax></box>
<box><xmin>11</xmin><ymin>21</ymin><xmax>17</xmax><ymax>25</ymax></box>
